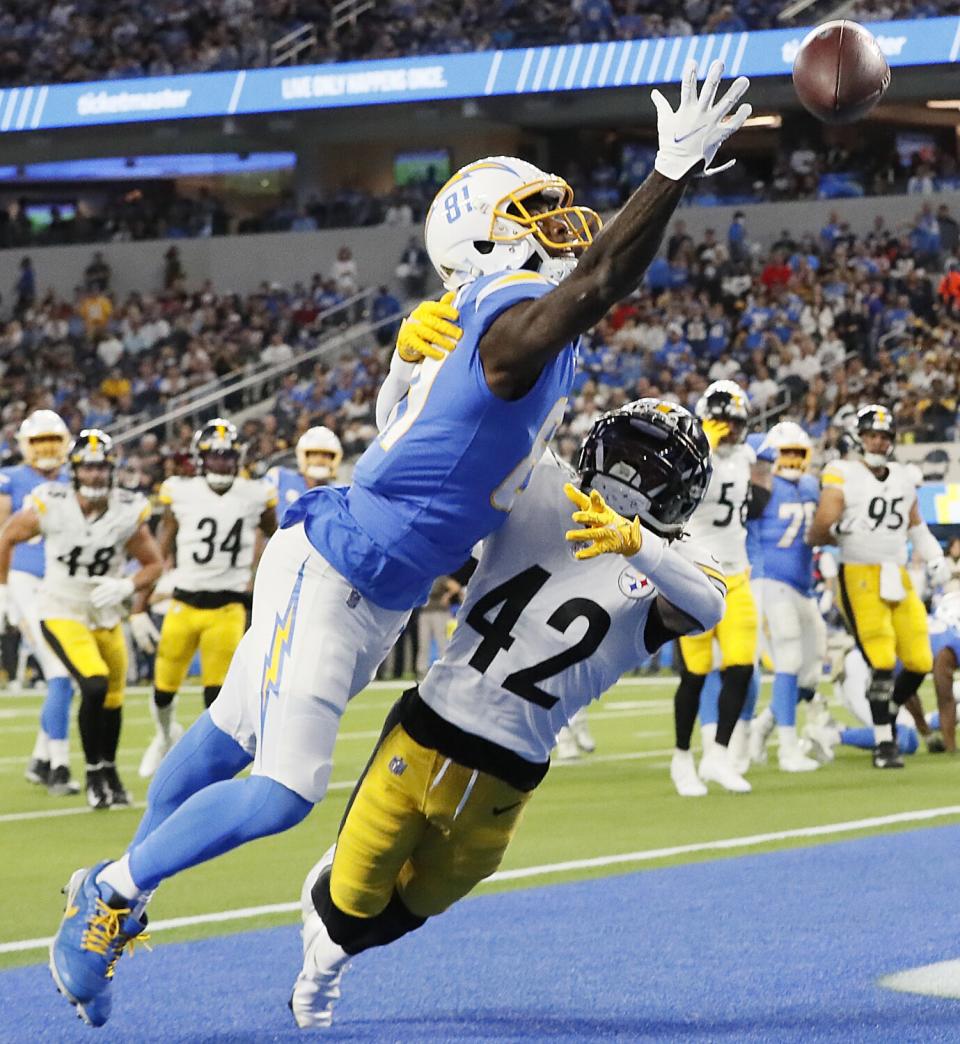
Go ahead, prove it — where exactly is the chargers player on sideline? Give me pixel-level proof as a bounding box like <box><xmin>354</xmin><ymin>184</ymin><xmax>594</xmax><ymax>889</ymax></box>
<box><xmin>746</xmin><ymin>422</ymin><xmax>823</xmax><ymax>772</ymax></box>
<box><xmin>290</xmin><ymin>400</ymin><xmax>724</xmax><ymax>1028</ymax></box>
<box><xmin>0</xmin><ymin>410</ymin><xmax>76</xmax><ymax>794</ymax></box>
<box><xmin>672</xmin><ymin>379</ymin><xmax>769</xmax><ymax>795</ymax></box>
<box><xmin>137</xmin><ymin>420</ymin><xmax>277</xmax><ymax>778</ymax></box>
<box><xmin>48</xmin><ymin>61</ymin><xmax>751</xmax><ymax>1028</ymax></box>
<box><xmin>807</xmin><ymin>404</ymin><xmax>950</xmax><ymax>768</ymax></box>
<box><xmin>266</xmin><ymin>426</ymin><xmax>343</xmax><ymax>513</ymax></box>
<box><xmin>0</xmin><ymin>431</ymin><xmax>162</xmax><ymax>809</ymax></box>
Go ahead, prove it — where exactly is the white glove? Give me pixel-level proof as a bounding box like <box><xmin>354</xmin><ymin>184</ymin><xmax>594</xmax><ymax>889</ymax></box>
<box><xmin>0</xmin><ymin>584</ymin><xmax>8</xmax><ymax>631</ymax></box>
<box><xmin>651</xmin><ymin>58</ymin><xmax>751</xmax><ymax>180</ymax></box>
<box><xmin>818</xmin><ymin>588</ymin><xmax>834</xmax><ymax>616</ymax></box>
<box><xmin>927</xmin><ymin>558</ymin><xmax>953</xmax><ymax>589</ymax></box>
<box><xmin>129</xmin><ymin>612</ymin><xmax>161</xmax><ymax>653</ymax></box>
<box><xmin>90</xmin><ymin>576</ymin><xmax>135</xmax><ymax>611</ymax></box>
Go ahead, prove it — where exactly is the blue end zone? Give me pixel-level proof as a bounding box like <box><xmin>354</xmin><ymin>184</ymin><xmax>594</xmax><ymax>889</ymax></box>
<box><xmin>4</xmin><ymin>825</ymin><xmax>960</xmax><ymax>1042</ymax></box>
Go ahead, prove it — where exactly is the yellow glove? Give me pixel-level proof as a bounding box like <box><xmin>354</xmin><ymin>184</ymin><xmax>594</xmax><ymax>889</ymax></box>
<box><xmin>396</xmin><ymin>291</ymin><xmax>462</xmax><ymax>363</ymax></box>
<box><xmin>564</xmin><ymin>483</ymin><xmax>642</xmax><ymax>561</ymax></box>
<box><xmin>701</xmin><ymin>417</ymin><xmax>730</xmax><ymax>450</ymax></box>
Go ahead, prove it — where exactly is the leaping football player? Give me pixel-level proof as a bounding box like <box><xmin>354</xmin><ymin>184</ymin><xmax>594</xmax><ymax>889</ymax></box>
<box><xmin>290</xmin><ymin>400</ymin><xmax>724</xmax><ymax>1028</ymax></box>
<box><xmin>47</xmin><ymin>61</ymin><xmax>751</xmax><ymax>1027</ymax></box>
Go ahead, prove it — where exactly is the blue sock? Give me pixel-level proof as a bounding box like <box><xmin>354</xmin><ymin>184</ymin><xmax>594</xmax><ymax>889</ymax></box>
<box><xmin>929</xmin><ymin>711</ymin><xmax>941</xmax><ymax>731</ymax></box>
<box><xmin>740</xmin><ymin>670</ymin><xmax>759</xmax><ymax>722</ymax></box>
<box><xmin>130</xmin><ymin>711</ymin><xmax>253</xmax><ymax>848</ymax></box>
<box><xmin>700</xmin><ymin>671</ymin><xmax>721</xmax><ymax>726</ymax></box>
<box><xmin>896</xmin><ymin>724</ymin><xmax>919</xmax><ymax>754</ymax></box>
<box><xmin>772</xmin><ymin>672</ymin><xmax>799</xmax><ymax>727</ymax></box>
<box><xmin>129</xmin><ymin>775</ymin><xmax>312</xmax><ymax>892</ymax></box>
<box><xmin>40</xmin><ymin>676</ymin><xmax>72</xmax><ymax>740</ymax></box>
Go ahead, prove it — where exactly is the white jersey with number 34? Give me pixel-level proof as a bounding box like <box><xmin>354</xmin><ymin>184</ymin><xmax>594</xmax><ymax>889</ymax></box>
<box><xmin>820</xmin><ymin>459</ymin><xmax>917</xmax><ymax>565</ymax></box>
<box><xmin>684</xmin><ymin>443</ymin><xmax>754</xmax><ymax>575</ymax></box>
<box><xmin>419</xmin><ymin>452</ymin><xmax>721</xmax><ymax>763</ymax></box>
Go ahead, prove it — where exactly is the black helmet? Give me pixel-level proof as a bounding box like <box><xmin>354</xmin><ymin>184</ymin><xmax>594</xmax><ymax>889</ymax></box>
<box><xmin>695</xmin><ymin>379</ymin><xmax>749</xmax><ymax>445</ymax></box>
<box><xmin>853</xmin><ymin>403</ymin><xmax>895</xmax><ymax>465</ymax></box>
<box><xmin>191</xmin><ymin>417</ymin><xmax>242</xmax><ymax>491</ymax></box>
<box><xmin>68</xmin><ymin>429</ymin><xmax>116</xmax><ymax>499</ymax></box>
<box><xmin>577</xmin><ymin>398</ymin><xmax>712</xmax><ymax>539</ymax></box>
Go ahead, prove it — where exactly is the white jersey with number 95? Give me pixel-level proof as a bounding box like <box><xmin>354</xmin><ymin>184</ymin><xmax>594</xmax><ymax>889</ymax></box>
<box><xmin>684</xmin><ymin>443</ymin><xmax>754</xmax><ymax>575</ymax></box>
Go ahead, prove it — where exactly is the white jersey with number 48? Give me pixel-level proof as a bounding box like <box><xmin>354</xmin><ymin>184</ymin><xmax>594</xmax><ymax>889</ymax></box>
<box><xmin>159</xmin><ymin>476</ymin><xmax>277</xmax><ymax>594</ymax></box>
<box><xmin>684</xmin><ymin>443</ymin><xmax>754</xmax><ymax>575</ymax></box>
<box><xmin>28</xmin><ymin>483</ymin><xmax>150</xmax><ymax>628</ymax></box>
<box><xmin>820</xmin><ymin>459</ymin><xmax>917</xmax><ymax>565</ymax></box>
<box><xmin>419</xmin><ymin>452</ymin><xmax>724</xmax><ymax>763</ymax></box>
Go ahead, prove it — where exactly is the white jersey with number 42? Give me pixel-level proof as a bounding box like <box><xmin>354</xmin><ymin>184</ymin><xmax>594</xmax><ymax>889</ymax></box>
<box><xmin>28</xmin><ymin>483</ymin><xmax>150</xmax><ymax>628</ymax></box>
<box><xmin>684</xmin><ymin>443</ymin><xmax>754</xmax><ymax>575</ymax></box>
<box><xmin>820</xmin><ymin>459</ymin><xmax>917</xmax><ymax>565</ymax></box>
<box><xmin>159</xmin><ymin>476</ymin><xmax>276</xmax><ymax>593</ymax></box>
<box><xmin>419</xmin><ymin>452</ymin><xmax>722</xmax><ymax>763</ymax></box>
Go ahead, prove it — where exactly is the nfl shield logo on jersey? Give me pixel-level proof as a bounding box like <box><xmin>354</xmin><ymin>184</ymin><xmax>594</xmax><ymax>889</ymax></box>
<box><xmin>388</xmin><ymin>756</ymin><xmax>407</xmax><ymax>776</ymax></box>
<box><xmin>619</xmin><ymin>566</ymin><xmax>653</xmax><ymax>600</ymax></box>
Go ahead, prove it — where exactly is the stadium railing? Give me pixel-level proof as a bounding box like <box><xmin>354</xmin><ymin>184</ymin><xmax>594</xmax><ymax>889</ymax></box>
<box><xmin>108</xmin><ymin>286</ymin><xmax>378</xmax><ymax>441</ymax></box>
<box><xmin>113</xmin><ymin>308</ymin><xmax>400</xmax><ymax>447</ymax></box>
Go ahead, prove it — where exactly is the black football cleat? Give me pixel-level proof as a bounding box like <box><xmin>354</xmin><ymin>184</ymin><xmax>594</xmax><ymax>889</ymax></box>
<box><xmin>86</xmin><ymin>769</ymin><xmax>112</xmax><ymax>810</ymax></box>
<box><xmin>25</xmin><ymin>757</ymin><xmax>50</xmax><ymax>785</ymax></box>
<box><xmin>101</xmin><ymin>765</ymin><xmax>131</xmax><ymax>807</ymax></box>
<box><xmin>48</xmin><ymin>765</ymin><xmax>81</xmax><ymax>796</ymax></box>
<box><xmin>873</xmin><ymin>741</ymin><xmax>904</xmax><ymax>769</ymax></box>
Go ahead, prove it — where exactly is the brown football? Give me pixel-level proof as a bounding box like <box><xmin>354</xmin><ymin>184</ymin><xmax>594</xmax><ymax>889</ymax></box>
<box><xmin>792</xmin><ymin>20</ymin><xmax>890</xmax><ymax>124</ymax></box>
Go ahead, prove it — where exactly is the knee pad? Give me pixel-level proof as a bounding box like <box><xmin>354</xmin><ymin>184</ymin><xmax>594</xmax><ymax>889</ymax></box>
<box><xmin>722</xmin><ymin>664</ymin><xmax>754</xmax><ymax>695</ymax></box>
<box><xmin>154</xmin><ymin>689</ymin><xmax>176</xmax><ymax>709</ymax></box>
<box><xmin>78</xmin><ymin>675</ymin><xmax>109</xmax><ymax>708</ymax></box>
<box><xmin>203</xmin><ymin>685</ymin><xmax>221</xmax><ymax>709</ymax></box>
<box><xmin>314</xmin><ymin>868</ymin><xmax>425</xmax><ymax>956</ymax></box>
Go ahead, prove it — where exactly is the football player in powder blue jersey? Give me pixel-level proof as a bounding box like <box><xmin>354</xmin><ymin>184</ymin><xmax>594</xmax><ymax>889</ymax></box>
<box><xmin>266</xmin><ymin>426</ymin><xmax>343</xmax><ymax>518</ymax></box>
<box><xmin>50</xmin><ymin>62</ymin><xmax>752</xmax><ymax>1028</ymax></box>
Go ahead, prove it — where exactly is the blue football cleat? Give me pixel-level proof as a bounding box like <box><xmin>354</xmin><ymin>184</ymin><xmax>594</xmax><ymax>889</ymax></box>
<box><xmin>49</xmin><ymin>861</ymin><xmax>150</xmax><ymax>1027</ymax></box>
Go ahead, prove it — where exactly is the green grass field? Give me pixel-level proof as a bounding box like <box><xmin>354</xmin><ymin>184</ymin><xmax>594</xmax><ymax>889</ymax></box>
<box><xmin>2</xmin><ymin>675</ymin><xmax>959</xmax><ymax>972</ymax></box>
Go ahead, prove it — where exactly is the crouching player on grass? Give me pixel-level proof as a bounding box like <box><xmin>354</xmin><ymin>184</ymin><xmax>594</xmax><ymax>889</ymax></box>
<box><xmin>290</xmin><ymin>399</ymin><xmax>725</xmax><ymax>1028</ymax></box>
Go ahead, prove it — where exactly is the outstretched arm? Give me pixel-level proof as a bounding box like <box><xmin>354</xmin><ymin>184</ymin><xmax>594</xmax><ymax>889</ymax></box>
<box><xmin>480</xmin><ymin>59</ymin><xmax>750</xmax><ymax>399</ymax></box>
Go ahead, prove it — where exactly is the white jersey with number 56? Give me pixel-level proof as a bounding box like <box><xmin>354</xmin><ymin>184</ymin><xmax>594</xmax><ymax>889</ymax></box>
<box><xmin>819</xmin><ymin>459</ymin><xmax>917</xmax><ymax>565</ymax></box>
<box><xmin>28</xmin><ymin>483</ymin><xmax>150</xmax><ymax>627</ymax></box>
<box><xmin>684</xmin><ymin>443</ymin><xmax>754</xmax><ymax>575</ymax></box>
<box><xmin>159</xmin><ymin>476</ymin><xmax>277</xmax><ymax>594</ymax></box>
<box><xmin>419</xmin><ymin>452</ymin><xmax>724</xmax><ymax>763</ymax></box>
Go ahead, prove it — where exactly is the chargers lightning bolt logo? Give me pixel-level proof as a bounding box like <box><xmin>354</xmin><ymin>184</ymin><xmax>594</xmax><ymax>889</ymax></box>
<box><xmin>259</xmin><ymin>559</ymin><xmax>308</xmax><ymax>737</ymax></box>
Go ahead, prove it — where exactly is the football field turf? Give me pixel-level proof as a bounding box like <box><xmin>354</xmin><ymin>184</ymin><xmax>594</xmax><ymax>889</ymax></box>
<box><xmin>1</xmin><ymin>675</ymin><xmax>959</xmax><ymax>1040</ymax></box>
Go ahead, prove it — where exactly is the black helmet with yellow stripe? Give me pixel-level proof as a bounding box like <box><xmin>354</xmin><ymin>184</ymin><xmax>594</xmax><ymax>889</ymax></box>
<box><xmin>853</xmin><ymin>404</ymin><xmax>895</xmax><ymax>467</ymax></box>
<box><xmin>69</xmin><ymin>429</ymin><xmax>116</xmax><ymax>500</ymax></box>
<box><xmin>191</xmin><ymin>417</ymin><xmax>242</xmax><ymax>492</ymax></box>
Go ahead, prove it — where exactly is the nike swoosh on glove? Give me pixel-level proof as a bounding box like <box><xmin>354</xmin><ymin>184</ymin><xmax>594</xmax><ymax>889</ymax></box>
<box><xmin>564</xmin><ymin>483</ymin><xmax>642</xmax><ymax>561</ymax></box>
<box><xmin>652</xmin><ymin>58</ymin><xmax>751</xmax><ymax>180</ymax></box>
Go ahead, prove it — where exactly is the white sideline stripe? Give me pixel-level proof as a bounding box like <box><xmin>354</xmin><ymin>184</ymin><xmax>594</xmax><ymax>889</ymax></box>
<box><xmin>880</xmin><ymin>959</ymin><xmax>960</xmax><ymax>998</ymax></box>
<box><xmin>4</xmin><ymin>804</ymin><xmax>960</xmax><ymax>956</ymax></box>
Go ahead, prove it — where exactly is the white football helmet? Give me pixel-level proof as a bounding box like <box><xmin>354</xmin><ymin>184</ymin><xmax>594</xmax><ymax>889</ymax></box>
<box><xmin>424</xmin><ymin>156</ymin><xmax>601</xmax><ymax>291</ymax></box>
<box><xmin>936</xmin><ymin>591</ymin><xmax>960</xmax><ymax>633</ymax></box>
<box><xmin>296</xmin><ymin>426</ymin><xmax>343</xmax><ymax>483</ymax></box>
<box><xmin>17</xmin><ymin>410</ymin><xmax>70</xmax><ymax>472</ymax></box>
<box><xmin>761</xmin><ymin>421</ymin><xmax>812</xmax><ymax>481</ymax></box>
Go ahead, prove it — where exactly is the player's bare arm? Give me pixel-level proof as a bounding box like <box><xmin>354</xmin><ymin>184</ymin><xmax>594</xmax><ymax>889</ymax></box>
<box><xmin>0</xmin><ymin>492</ymin><xmax>13</xmax><ymax>529</ymax></box>
<box><xmin>250</xmin><ymin>505</ymin><xmax>278</xmax><ymax>581</ymax></box>
<box><xmin>479</xmin><ymin>59</ymin><xmax>750</xmax><ymax>399</ymax></box>
<box><xmin>932</xmin><ymin>646</ymin><xmax>958</xmax><ymax>753</ymax></box>
<box><xmin>0</xmin><ymin>507</ymin><xmax>41</xmax><ymax>583</ymax></box>
<box><xmin>807</xmin><ymin>487</ymin><xmax>844</xmax><ymax>546</ymax></box>
<box><xmin>157</xmin><ymin>506</ymin><xmax>179</xmax><ymax>566</ymax></box>
<box><xmin>125</xmin><ymin>522</ymin><xmax>164</xmax><ymax>612</ymax></box>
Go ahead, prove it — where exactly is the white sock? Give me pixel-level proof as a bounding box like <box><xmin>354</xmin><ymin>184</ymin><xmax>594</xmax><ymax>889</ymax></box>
<box><xmin>873</xmin><ymin>723</ymin><xmax>894</xmax><ymax>745</ymax></box>
<box><xmin>48</xmin><ymin>738</ymin><xmax>69</xmax><ymax>770</ymax></box>
<box><xmin>151</xmin><ymin>696</ymin><xmax>177</xmax><ymax>741</ymax></box>
<box><xmin>777</xmin><ymin>725</ymin><xmax>798</xmax><ymax>752</ymax></box>
<box><xmin>31</xmin><ymin>729</ymin><xmax>50</xmax><ymax>761</ymax></box>
<box><xmin>96</xmin><ymin>853</ymin><xmax>142</xmax><ymax>903</ymax></box>
<box><xmin>701</xmin><ymin>722</ymin><xmax>717</xmax><ymax>751</ymax></box>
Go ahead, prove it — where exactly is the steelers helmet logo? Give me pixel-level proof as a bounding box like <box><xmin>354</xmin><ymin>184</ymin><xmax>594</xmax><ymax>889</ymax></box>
<box><xmin>619</xmin><ymin>566</ymin><xmax>654</xmax><ymax>599</ymax></box>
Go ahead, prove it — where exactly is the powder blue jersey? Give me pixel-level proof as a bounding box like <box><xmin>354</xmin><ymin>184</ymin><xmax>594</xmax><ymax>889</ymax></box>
<box><xmin>286</xmin><ymin>271</ymin><xmax>577</xmax><ymax>610</ymax></box>
<box><xmin>929</xmin><ymin>617</ymin><xmax>960</xmax><ymax>661</ymax></box>
<box><xmin>0</xmin><ymin>463</ymin><xmax>68</xmax><ymax>577</ymax></box>
<box><xmin>753</xmin><ymin>474</ymin><xmax>819</xmax><ymax>594</ymax></box>
<box><xmin>266</xmin><ymin>466</ymin><xmax>308</xmax><ymax>522</ymax></box>
<box><xmin>744</xmin><ymin>433</ymin><xmax>766</xmax><ymax>574</ymax></box>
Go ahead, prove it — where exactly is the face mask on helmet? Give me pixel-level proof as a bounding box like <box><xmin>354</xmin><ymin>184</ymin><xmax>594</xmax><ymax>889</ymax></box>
<box><xmin>201</xmin><ymin>450</ymin><xmax>240</xmax><ymax>491</ymax></box>
<box><xmin>296</xmin><ymin>426</ymin><xmax>343</xmax><ymax>483</ymax></box>
<box><xmin>578</xmin><ymin>400</ymin><xmax>713</xmax><ymax>540</ymax></box>
<box><xmin>301</xmin><ymin>450</ymin><xmax>338</xmax><ymax>482</ymax></box>
<box><xmin>854</xmin><ymin>406</ymin><xmax>895</xmax><ymax>468</ymax></box>
<box><xmin>75</xmin><ymin>463</ymin><xmax>113</xmax><ymax>502</ymax></box>
<box><xmin>17</xmin><ymin>410</ymin><xmax>70</xmax><ymax>472</ymax></box>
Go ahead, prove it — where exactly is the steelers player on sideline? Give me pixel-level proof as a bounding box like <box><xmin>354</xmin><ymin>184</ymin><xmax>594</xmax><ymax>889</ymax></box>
<box><xmin>744</xmin><ymin>422</ymin><xmax>824</xmax><ymax>772</ymax></box>
<box><xmin>671</xmin><ymin>380</ymin><xmax>769</xmax><ymax>795</ymax></box>
<box><xmin>290</xmin><ymin>399</ymin><xmax>724</xmax><ymax>1028</ymax></box>
<box><xmin>49</xmin><ymin>61</ymin><xmax>752</xmax><ymax>1028</ymax></box>
<box><xmin>0</xmin><ymin>411</ymin><xmax>77</xmax><ymax>794</ymax></box>
<box><xmin>807</xmin><ymin>404</ymin><xmax>950</xmax><ymax>768</ymax></box>
<box><xmin>0</xmin><ymin>431</ymin><xmax>162</xmax><ymax>808</ymax></box>
<box><xmin>266</xmin><ymin>426</ymin><xmax>343</xmax><ymax>514</ymax></box>
<box><xmin>138</xmin><ymin>419</ymin><xmax>277</xmax><ymax>778</ymax></box>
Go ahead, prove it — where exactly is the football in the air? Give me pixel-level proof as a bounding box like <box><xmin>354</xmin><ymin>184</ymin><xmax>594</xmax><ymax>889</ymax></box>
<box><xmin>791</xmin><ymin>20</ymin><xmax>891</xmax><ymax>124</ymax></box>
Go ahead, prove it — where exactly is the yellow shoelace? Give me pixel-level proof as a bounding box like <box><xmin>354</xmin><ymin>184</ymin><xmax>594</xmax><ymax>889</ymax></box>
<box><xmin>80</xmin><ymin>899</ymin><xmax>129</xmax><ymax>958</ymax></box>
<box><xmin>105</xmin><ymin>930</ymin><xmax>152</xmax><ymax>980</ymax></box>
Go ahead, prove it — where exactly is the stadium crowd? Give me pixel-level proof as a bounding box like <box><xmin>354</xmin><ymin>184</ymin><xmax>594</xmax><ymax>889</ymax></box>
<box><xmin>0</xmin><ymin>0</ymin><xmax>952</xmax><ymax>87</ymax></box>
<box><xmin>0</xmin><ymin>196</ymin><xmax>958</xmax><ymax>497</ymax></box>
